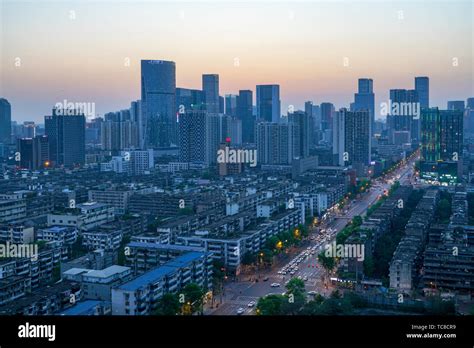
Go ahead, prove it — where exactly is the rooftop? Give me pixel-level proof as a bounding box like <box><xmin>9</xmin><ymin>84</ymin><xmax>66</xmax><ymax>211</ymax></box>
<box><xmin>117</xmin><ymin>251</ymin><xmax>205</xmax><ymax>292</ymax></box>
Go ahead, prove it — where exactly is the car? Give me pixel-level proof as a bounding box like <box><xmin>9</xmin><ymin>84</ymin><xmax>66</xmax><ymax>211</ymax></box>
<box><xmin>247</xmin><ymin>301</ymin><xmax>256</xmax><ymax>307</ymax></box>
<box><xmin>270</xmin><ymin>283</ymin><xmax>280</xmax><ymax>287</ymax></box>
<box><xmin>263</xmin><ymin>276</ymin><xmax>269</xmax><ymax>282</ymax></box>
<box><xmin>290</xmin><ymin>271</ymin><xmax>295</xmax><ymax>275</ymax></box>
<box><xmin>308</xmin><ymin>291</ymin><xmax>317</xmax><ymax>295</ymax></box>
<box><xmin>237</xmin><ymin>307</ymin><xmax>245</xmax><ymax>315</ymax></box>
<box><xmin>303</xmin><ymin>276</ymin><xmax>308</xmax><ymax>281</ymax></box>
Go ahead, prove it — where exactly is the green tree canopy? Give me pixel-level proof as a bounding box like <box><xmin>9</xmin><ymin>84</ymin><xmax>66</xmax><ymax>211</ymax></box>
<box><xmin>154</xmin><ymin>293</ymin><xmax>180</xmax><ymax>316</ymax></box>
<box><xmin>256</xmin><ymin>294</ymin><xmax>285</xmax><ymax>315</ymax></box>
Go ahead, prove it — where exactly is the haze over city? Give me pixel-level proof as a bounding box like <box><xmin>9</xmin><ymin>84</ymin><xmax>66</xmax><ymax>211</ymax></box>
<box><xmin>1</xmin><ymin>0</ymin><xmax>472</xmax><ymax>123</ymax></box>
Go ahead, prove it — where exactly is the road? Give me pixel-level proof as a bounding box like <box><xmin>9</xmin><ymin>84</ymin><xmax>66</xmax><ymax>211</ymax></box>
<box><xmin>208</xmin><ymin>153</ymin><xmax>418</xmax><ymax>315</ymax></box>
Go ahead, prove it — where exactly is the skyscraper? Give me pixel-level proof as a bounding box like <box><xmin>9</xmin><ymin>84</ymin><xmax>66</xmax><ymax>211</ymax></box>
<box><xmin>332</xmin><ymin>109</ymin><xmax>345</xmax><ymax>166</ymax></box>
<box><xmin>178</xmin><ymin>110</ymin><xmax>228</xmax><ymax>165</ymax></box>
<box><xmin>237</xmin><ymin>90</ymin><xmax>254</xmax><ymax>143</ymax></box>
<box><xmin>386</xmin><ymin>89</ymin><xmax>419</xmax><ymax>143</ymax></box>
<box><xmin>288</xmin><ymin>111</ymin><xmax>310</xmax><ymax>158</ymax></box>
<box><xmin>320</xmin><ymin>102</ymin><xmax>334</xmax><ymax>132</ymax></box>
<box><xmin>256</xmin><ymin>85</ymin><xmax>281</xmax><ymax>123</ymax></box>
<box><xmin>333</xmin><ymin>109</ymin><xmax>371</xmax><ymax>169</ymax></box>
<box><xmin>16</xmin><ymin>135</ymin><xmax>49</xmax><ymax>170</ymax></box>
<box><xmin>420</xmin><ymin>108</ymin><xmax>463</xmax><ymax>184</ymax></box>
<box><xmin>447</xmin><ymin>100</ymin><xmax>465</xmax><ymax>111</ymax></box>
<box><xmin>225</xmin><ymin>94</ymin><xmax>238</xmax><ymax>117</ymax></box>
<box><xmin>202</xmin><ymin>74</ymin><xmax>219</xmax><ymax>113</ymax></box>
<box><xmin>415</xmin><ymin>76</ymin><xmax>429</xmax><ymax>109</ymax></box>
<box><xmin>176</xmin><ymin>88</ymin><xmax>205</xmax><ymax>113</ymax></box>
<box><xmin>0</xmin><ymin>98</ymin><xmax>11</xmax><ymax>144</ymax></box>
<box><xmin>467</xmin><ymin>98</ymin><xmax>474</xmax><ymax>110</ymax></box>
<box><xmin>45</xmin><ymin>107</ymin><xmax>85</xmax><ymax>167</ymax></box>
<box><xmin>304</xmin><ymin>101</ymin><xmax>315</xmax><ymax>148</ymax></box>
<box><xmin>351</xmin><ymin>78</ymin><xmax>375</xmax><ymax>137</ymax></box>
<box><xmin>256</xmin><ymin>122</ymin><xmax>298</xmax><ymax>165</ymax></box>
<box><xmin>141</xmin><ymin>60</ymin><xmax>176</xmax><ymax>148</ymax></box>
<box><xmin>219</xmin><ymin>96</ymin><xmax>224</xmax><ymax>114</ymax></box>
<box><xmin>179</xmin><ymin>110</ymin><xmax>206</xmax><ymax>163</ymax></box>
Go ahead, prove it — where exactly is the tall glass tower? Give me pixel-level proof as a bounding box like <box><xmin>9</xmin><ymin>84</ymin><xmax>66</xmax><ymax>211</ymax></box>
<box><xmin>0</xmin><ymin>98</ymin><xmax>11</xmax><ymax>144</ymax></box>
<box><xmin>256</xmin><ymin>85</ymin><xmax>280</xmax><ymax>123</ymax></box>
<box><xmin>202</xmin><ymin>74</ymin><xmax>220</xmax><ymax>113</ymax></box>
<box><xmin>141</xmin><ymin>60</ymin><xmax>176</xmax><ymax>148</ymax></box>
<box><xmin>415</xmin><ymin>76</ymin><xmax>429</xmax><ymax>109</ymax></box>
<box><xmin>351</xmin><ymin>78</ymin><xmax>374</xmax><ymax>137</ymax></box>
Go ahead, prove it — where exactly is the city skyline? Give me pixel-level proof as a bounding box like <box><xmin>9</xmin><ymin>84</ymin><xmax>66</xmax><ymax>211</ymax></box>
<box><xmin>1</xmin><ymin>0</ymin><xmax>472</xmax><ymax>123</ymax></box>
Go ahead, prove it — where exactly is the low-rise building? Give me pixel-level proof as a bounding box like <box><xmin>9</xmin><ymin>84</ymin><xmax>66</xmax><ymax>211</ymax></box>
<box><xmin>111</xmin><ymin>251</ymin><xmax>213</xmax><ymax>315</ymax></box>
<box><xmin>37</xmin><ymin>226</ymin><xmax>78</xmax><ymax>246</ymax></box>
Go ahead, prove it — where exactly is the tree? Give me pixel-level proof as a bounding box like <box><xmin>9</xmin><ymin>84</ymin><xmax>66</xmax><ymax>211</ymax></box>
<box><xmin>256</xmin><ymin>294</ymin><xmax>285</xmax><ymax>315</ymax></box>
<box><xmin>154</xmin><ymin>293</ymin><xmax>180</xmax><ymax>315</ymax></box>
<box><xmin>241</xmin><ymin>252</ymin><xmax>257</xmax><ymax>265</ymax></box>
<box><xmin>437</xmin><ymin>198</ymin><xmax>452</xmax><ymax>222</ymax></box>
<box><xmin>318</xmin><ymin>252</ymin><xmax>335</xmax><ymax>274</ymax></box>
<box><xmin>352</xmin><ymin>215</ymin><xmax>363</xmax><ymax>227</ymax></box>
<box><xmin>281</xmin><ymin>278</ymin><xmax>306</xmax><ymax>315</ymax></box>
<box><xmin>363</xmin><ymin>256</ymin><xmax>375</xmax><ymax>278</ymax></box>
<box><xmin>330</xmin><ymin>289</ymin><xmax>342</xmax><ymax>299</ymax></box>
<box><xmin>181</xmin><ymin>283</ymin><xmax>206</xmax><ymax>315</ymax></box>
<box><xmin>211</xmin><ymin>260</ymin><xmax>226</xmax><ymax>305</ymax></box>
<box><xmin>285</xmin><ymin>278</ymin><xmax>306</xmax><ymax>296</ymax></box>
<box><xmin>318</xmin><ymin>251</ymin><xmax>336</xmax><ymax>286</ymax></box>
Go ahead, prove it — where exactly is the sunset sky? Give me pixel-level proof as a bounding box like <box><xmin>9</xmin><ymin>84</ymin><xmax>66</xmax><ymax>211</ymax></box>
<box><xmin>0</xmin><ymin>0</ymin><xmax>472</xmax><ymax>123</ymax></box>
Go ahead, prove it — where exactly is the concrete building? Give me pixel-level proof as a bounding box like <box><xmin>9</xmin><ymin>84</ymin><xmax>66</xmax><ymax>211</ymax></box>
<box><xmin>111</xmin><ymin>251</ymin><xmax>213</xmax><ymax>315</ymax></box>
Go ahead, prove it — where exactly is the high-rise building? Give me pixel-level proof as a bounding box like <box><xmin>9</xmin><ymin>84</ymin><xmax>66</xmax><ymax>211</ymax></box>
<box><xmin>101</xmin><ymin>108</ymin><xmax>140</xmax><ymax>151</ymax></box>
<box><xmin>229</xmin><ymin>117</ymin><xmax>242</xmax><ymax>145</ymax></box>
<box><xmin>288</xmin><ymin>111</ymin><xmax>309</xmax><ymax>158</ymax></box>
<box><xmin>386</xmin><ymin>89</ymin><xmax>420</xmax><ymax>143</ymax></box>
<box><xmin>333</xmin><ymin>109</ymin><xmax>371</xmax><ymax>169</ymax></box>
<box><xmin>130</xmin><ymin>100</ymin><xmax>144</xmax><ymax>148</ymax></box>
<box><xmin>332</xmin><ymin>110</ymin><xmax>345</xmax><ymax>166</ymax></box>
<box><xmin>467</xmin><ymin>98</ymin><xmax>474</xmax><ymax>110</ymax></box>
<box><xmin>447</xmin><ymin>100</ymin><xmax>465</xmax><ymax>111</ymax></box>
<box><xmin>420</xmin><ymin>108</ymin><xmax>463</xmax><ymax>184</ymax></box>
<box><xmin>176</xmin><ymin>88</ymin><xmax>205</xmax><ymax>114</ymax></box>
<box><xmin>320</xmin><ymin>103</ymin><xmax>335</xmax><ymax>132</ymax></box>
<box><xmin>256</xmin><ymin>85</ymin><xmax>281</xmax><ymax>123</ymax></box>
<box><xmin>225</xmin><ymin>94</ymin><xmax>238</xmax><ymax>117</ymax></box>
<box><xmin>466</xmin><ymin>98</ymin><xmax>474</xmax><ymax>136</ymax></box>
<box><xmin>16</xmin><ymin>135</ymin><xmax>50</xmax><ymax>170</ymax></box>
<box><xmin>21</xmin><ymin>122</ymin><xmax>37</xmax><ymax>138</ymax></box>
<box><xmin>202</xmin><ymin>74</ymin><xmax>219</xmax><ymax>113</ymax></box>
<box><xmin>351</xmin><ymin>78</ymin><xmax>375</xmax><ymax>137</ymax></box>
<box><xmin>178</xmin><ymin>110</ymin><xmax>228</xmax><ymax>165</ymax></box>
<box><xmin>179</xmin><ymin>110</ymin><xmax>206</xmax><ymax>163</ymax></box>
<box><xmin>219</xmin><ymin>96</ymin><xmax>224</xmax><ymax>114</ymax></box>
<box><xmin>415</xmin><ymin>76</ymin><xmax>429</xmax><ymax>109</ymax></box>
<box><xmin>45</xmin><ymin>108</ymin><xmax>85</xmax><ymax>167</ymax></box>
<box><xmin>0</xmin><ymin>98</ymin><xmax>11</xmax><ymax>144</ymax></box>
<box><xmin>141</xmin><ymin>60</ymin><xmax>176</xmax><ymax>148</ymax></box>
<box><xmin>304</xmin><ymin>101</ymin><xmax>315</xmax><ymax>148</ymax></box>
<box><xmin>256</xmin><ymin>122</ymin><xmax>298</xmax><ymax>165</ymax></box>
<box><xmin>237</xmin><ymin>90</ymin><xmax>254</xmax><ymax>143</ymax></box>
